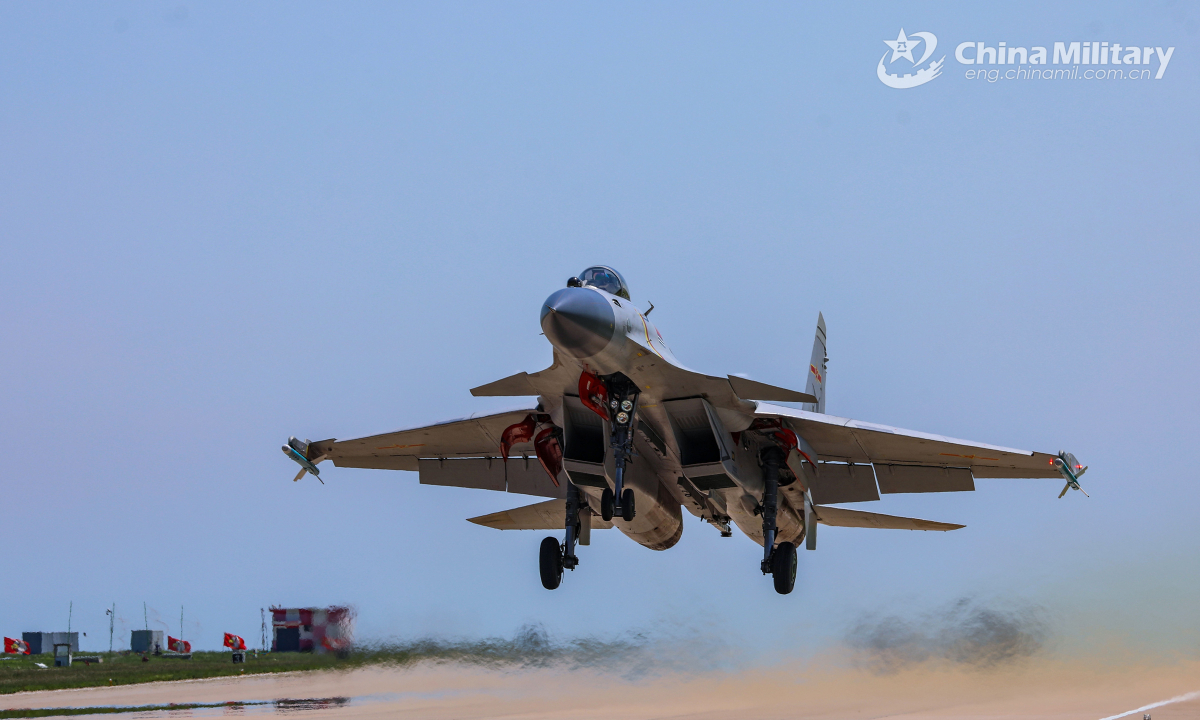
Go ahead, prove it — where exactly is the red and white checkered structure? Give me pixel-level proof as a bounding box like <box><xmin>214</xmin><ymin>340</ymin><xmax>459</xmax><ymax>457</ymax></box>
<box><xmin>270</xmin><ymin>606</ymin><xmax>354</xmax><ymax>653</ymax></box>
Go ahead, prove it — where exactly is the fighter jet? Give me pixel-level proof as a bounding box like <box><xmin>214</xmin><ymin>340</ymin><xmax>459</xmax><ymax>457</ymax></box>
<box><xmin>284</xmin><ymin>266</ymin><xmax>1084</xmax><ymax>594</ymax></box>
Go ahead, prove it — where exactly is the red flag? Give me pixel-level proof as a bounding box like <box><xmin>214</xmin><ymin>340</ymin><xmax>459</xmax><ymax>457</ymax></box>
<box><xmin>3</xmin><ymin>638</ymin><xmax>29</xmax><ymax>655</ymax></box>
<box><xmin>167</xmin><ymin>636</ymin><xmax>192</xmax><ymax>653</ymax></box>
<box><xmin>223</xmin><ymin>633</ymin><xmax>246</xmax><ymax>650</ymax></box>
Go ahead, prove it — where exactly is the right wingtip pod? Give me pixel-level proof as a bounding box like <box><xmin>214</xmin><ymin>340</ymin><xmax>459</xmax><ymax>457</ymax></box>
<box><xmin>1053</xmin><ymin>451</ymin><xmax>1088</xmax><ymax>498</ymax></box>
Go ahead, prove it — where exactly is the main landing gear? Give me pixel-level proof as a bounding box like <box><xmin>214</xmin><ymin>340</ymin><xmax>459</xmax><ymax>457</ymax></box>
<box><xmin>540</xmin><ymin>480</ymin><xmax>584</xmax><ymax>590</ymax></box>
<box><xmin>760</xmin><ymin>447</ymin><xmax>797</xmax><ymax>595</ymax></box>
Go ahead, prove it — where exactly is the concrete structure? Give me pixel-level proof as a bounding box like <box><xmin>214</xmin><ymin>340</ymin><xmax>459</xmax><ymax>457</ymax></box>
<box><xmin>130</xmin><ymin>630</ymin><xmax>165</xmax><ymax>653</ymax></box>
<box><xmin>270</xmin><ymin>606</ymin><xmax>353</xmax><ymax>653</ymax></box>
<box><xmin>53</xmin><ymin>643</ymin><xmax>71</xmax><ymax>667</ymax></box>
<box><xmin>22</xmin><ymin>632</ymin><xmax>78</xmax><ymax>655</ymax></box>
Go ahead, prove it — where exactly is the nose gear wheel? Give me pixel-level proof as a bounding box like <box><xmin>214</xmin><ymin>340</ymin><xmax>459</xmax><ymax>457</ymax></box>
<box><xmin>600</xmin><ymin>488</ymin><xmax>615</xmax><ymax>522</ymax></box>
<box><xmin>620</xmin><ymin>488</ymin><xmax>635</xmax><ymax>522</ymax></box>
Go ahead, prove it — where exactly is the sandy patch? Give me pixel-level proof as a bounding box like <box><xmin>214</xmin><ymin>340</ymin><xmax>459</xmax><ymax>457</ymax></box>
<box><xmin>1</xmin><ymin>658</ymin><xmax>1197</xmax><ymax>719</ymax></box>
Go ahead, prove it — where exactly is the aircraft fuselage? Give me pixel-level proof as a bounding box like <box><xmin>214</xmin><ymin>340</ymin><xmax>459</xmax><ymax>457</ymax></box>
<box><xmin>539</xmin><ymin>283</ymin><xmax>804</xmax><ymax>553</ymax></box>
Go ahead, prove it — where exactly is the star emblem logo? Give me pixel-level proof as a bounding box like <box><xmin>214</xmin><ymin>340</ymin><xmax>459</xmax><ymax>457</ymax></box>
<box><xmin>884</xmin><ymin>28</ymin><xmax>921</xmax><ymax>63</ymax></box>
<box><xmin>876</xmin><ymin>29</ymin><xmax>943</xmax><ymax>89</ymax></box>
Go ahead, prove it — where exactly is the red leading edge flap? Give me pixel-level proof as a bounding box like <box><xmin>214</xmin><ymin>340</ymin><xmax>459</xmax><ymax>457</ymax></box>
<box><xmin>578</xmin><ymin>371</ymin><xmax>609</xmax><ymax>420</ymax></box>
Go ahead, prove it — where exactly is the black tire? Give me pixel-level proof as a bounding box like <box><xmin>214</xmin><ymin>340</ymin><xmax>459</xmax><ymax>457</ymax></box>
<box><xmin>539</xmin><ymin>536</ymin><xmax>563</xmax><ymax>590</ymax></box>
<box><xmin>600</xmin><ymin>488</ymin><xmax>615</xmax><ymax>521</ymax></box>
<box><xmin>771</xmin><ymin>542</ymin><xmax>798</xmax><ymax>595</ymax></box>
<box><xmin>620</xmin><ymin>488</ymin><xmax>636</xmax><ymax>521</ymax></box>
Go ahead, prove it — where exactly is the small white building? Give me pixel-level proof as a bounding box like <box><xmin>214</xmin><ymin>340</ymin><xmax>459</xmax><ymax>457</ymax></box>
<box><xmin>130</xmin><ymin>630</ymin><xmax>165</xmax><ymax>653</ymax></box>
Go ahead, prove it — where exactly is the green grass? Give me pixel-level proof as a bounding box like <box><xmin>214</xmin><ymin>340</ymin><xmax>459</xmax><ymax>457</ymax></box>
<box><xmin>0</xmin><ymin>625</ymin><xmax>654</xmax><ymax>699</ymax></box>
<box><xmin>0</xmin><ymin>650</ymin><xmax>397</xmax><ymax>696</ymax></box>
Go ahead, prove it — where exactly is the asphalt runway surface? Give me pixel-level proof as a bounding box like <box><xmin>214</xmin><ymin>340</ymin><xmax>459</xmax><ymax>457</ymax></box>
<box><xmin>2</xmin><ymin>657</ymin><xmax>1197</xmax><ymax>719</ymax></box>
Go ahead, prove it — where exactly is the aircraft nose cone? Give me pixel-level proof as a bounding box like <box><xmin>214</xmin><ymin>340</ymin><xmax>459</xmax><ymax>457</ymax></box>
<box><xmin>540</xmin><ymin>288</ymin><xmax>616</xmax><ymax>359</ymax></box>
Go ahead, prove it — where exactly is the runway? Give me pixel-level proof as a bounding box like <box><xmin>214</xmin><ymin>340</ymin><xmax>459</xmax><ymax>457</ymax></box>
<box><xmin>2</xmin><ymin>656</ymin><xmax>1198</xmax><ymax>719</ymax></box>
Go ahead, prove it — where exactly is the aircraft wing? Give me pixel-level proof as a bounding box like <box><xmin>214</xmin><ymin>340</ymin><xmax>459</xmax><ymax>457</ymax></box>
<box><xmin>468</xmin><ymin>498</ymin><xmax>615</xmax><ymax>531</ymax></box>
<box><xmin>812</xmin><ymin>504</ymin><xmax>963</xmax><ymax>531</ymax></box>
<box><xmin>302</xmin><ymin>405</ymin><xmax>567</xmax><ymax>499</ymax></box>
<box><xmin>756</xmin><ymin>402</ymin><xmax>1062</xmax><ymax>504</ymax></box>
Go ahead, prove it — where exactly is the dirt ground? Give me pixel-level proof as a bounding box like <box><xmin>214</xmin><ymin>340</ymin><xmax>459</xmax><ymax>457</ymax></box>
<box><xmin>1</xmin><ymin>656</ymin><xmax>1197</xmax><ymax>719</ymax></box>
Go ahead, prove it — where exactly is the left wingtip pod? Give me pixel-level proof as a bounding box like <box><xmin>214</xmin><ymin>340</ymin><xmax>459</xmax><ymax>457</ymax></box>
<box><xmin>282</xmin><ymin>436</ymin><xmax>324</xmax><ymax>484</ymax></box>
<box><xmin>1053</xmin><ymin>451</ymin><xmax>1088</xmax><ymax>498</ymax></box>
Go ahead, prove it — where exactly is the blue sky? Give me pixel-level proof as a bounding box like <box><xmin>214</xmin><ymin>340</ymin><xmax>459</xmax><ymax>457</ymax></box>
<box><xmin>2</xmin><ymin>1</ymin><xmax>1197</xmax><ymax>655</ymax></box>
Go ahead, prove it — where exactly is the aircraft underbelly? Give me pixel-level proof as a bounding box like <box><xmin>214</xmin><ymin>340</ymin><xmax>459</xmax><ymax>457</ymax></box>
<box><xmin>575</xmin><ymin>434</ymin><xmax>683</xmax><ymax>551</ymax></box>
<box><xmin>727</xmin><ymin>492</ymin><xmax>805</xmax><ymax>547</ymax></box>
<box><xmin>552</xmin><ymin>328</ymin><xmax>809</xmax><ymax>551</ymax></box>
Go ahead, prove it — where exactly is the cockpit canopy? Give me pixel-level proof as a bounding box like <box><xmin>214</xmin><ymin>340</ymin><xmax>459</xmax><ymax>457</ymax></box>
<box><xmin>579</xmin><ymin>266</ymin><xmax>630</xmax><ymax>300</ymax></box>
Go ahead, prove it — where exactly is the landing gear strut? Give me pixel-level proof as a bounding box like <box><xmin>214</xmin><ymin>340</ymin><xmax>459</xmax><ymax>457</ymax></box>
<box><xmin>541</xmin><ymin>480</ymin><xmax>584</xmax><ymax>590</ymax></box>
<box><xmin>604</xmin><ymin>374</ymin><xmax>638</xmax><ymax>522</ymax></box>
<box><xmin>563</xmin><ymin>480</ymin><xmax>581</xmax><ymax>570</ymax></box>
<box><xmin>760</xmin><ymin>447</ymin><xmax>796</xmax><ymax>595</ymax></box>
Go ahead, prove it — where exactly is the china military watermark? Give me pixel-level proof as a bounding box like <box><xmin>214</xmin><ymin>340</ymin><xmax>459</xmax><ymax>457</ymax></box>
<box><xmin>877</xmin><ymin>29</ymin><xmax>1176</xmax><ymax>88</ymax></box>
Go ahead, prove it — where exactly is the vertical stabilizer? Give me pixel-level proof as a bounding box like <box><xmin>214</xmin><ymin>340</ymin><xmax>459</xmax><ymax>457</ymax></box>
<box><xmin>804</xmin><ymin>313</ymin><xmax>827</xmax><ymax>413</ymax></box>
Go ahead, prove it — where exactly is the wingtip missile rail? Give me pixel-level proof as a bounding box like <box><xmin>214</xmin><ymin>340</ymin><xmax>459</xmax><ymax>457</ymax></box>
<box><xmin>282</xmin><ymin>437</ymin><xmax>324</xmax><ymax>484</ymax></box>
<box><xmin>1052</xmin><ymin>451</ymin><xmax>1088</xmax><ymax>498</ymax></box>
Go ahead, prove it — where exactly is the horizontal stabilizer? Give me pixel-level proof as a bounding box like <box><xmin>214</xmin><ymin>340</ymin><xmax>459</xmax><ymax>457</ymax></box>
<box><xmin>727</xmin><ymin>375</ymin><xmax>818</xmax><ymax>404</ymax></box>
<box><xmin>468</xmin><ymin>498</ymin><xmax>614</xmax><ymax>531</ymax></box>
<box><xmin>470</xmin><ymin>372</ymin><xmax>538</xmax><ymax>397</ymax></box>
<box><xmin>813</xmin><ymin>504</ymin><xmax>963</xmax><ymax>531</ymax></box>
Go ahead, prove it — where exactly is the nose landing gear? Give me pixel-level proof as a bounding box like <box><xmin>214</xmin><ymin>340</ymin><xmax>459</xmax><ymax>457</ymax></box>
<box><xmin>579</xmin><ymin>371</ymin><xmax>640</xmax><ymax>522</ymax></box>
<box><xmin>605</xmin><ymin>374</ymin><xmax>640</xmax><ymax>521</ymax></box>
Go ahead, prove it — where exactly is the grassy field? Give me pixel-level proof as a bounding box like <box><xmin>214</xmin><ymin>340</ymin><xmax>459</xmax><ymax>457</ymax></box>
<box><xmin>0</xmin><ymin>650</ymin><xmax>394</xmax><ymax>696</ymax></box>
<box><xmin>0</xmin><ymin>625</ymin><xmax>644</xmax><ymax>697</ymax></box>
